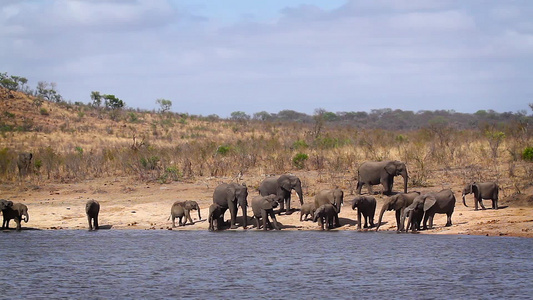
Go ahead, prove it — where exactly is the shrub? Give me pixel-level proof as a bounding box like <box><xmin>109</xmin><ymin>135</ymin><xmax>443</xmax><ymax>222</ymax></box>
<box><xmin>40</xmin><ymin>108</ymin><xmax>49</xmax><ymax>116</ymax></box>
<box><xmin>292</xmin><ymin>139</ymin><xmax>308</xmax><ymax>150</ymax></box>
<box><xmin>216</xmin><ymin>145</ymin><xmax>231</xmax><ymax>156</ymax></box>
<box><xmin>292</xmin><ymin>152</ymin><xmax>309</xmax><ymax>169</ymax></box>
<box><xmin>523</xmin><ymin>147</ymin><xmax>533</xmax><ymax>161</ymax></box>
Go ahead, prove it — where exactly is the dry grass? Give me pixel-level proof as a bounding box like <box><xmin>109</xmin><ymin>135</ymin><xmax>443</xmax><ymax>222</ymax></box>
<box><xmin>0</xmin><ymin>89</ymin><xmax>532</xmax><ymax>199</ymax></box>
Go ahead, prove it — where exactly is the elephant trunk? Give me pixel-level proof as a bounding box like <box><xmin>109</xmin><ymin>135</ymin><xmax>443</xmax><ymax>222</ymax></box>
<box><xmin>462</xmin><ymin>194</ymin><xmax>468</xmax><ymax>207</ymax></box>
<box><xmin>23</xmin><ymin>211</ymin><xmax>29</xmax><ymax>223</ymax></box>
<box><xmin>241</xmin><ymin>206</ymin><xmax>248</xmax><ymax>228</ymax></box>
<box><xmin>401</xmin><ymin>169</ymin><xmax>408</xmax><ymax>193</ymax></box>
<box><xmin>376</xmin><ymin>203</ymin><xmax>388</xmax><ymax>231</ymax></box>
<box><xmin>295</xmin><ymin>186</ymin><xmax>304</xmax><ymax>205</ymax></box>
<box><xmin>401</xmin><ymin>208</ymin><xmax>410</xmax><ymax>232</ymax></box>
<box><xmin>198</xmin><ymin>208</ymin><xmax>202</xmax><ymax>221</ymax></box>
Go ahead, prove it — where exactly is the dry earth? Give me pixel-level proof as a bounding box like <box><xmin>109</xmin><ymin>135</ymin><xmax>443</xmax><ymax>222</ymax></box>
<box><xmin>1</xmin><ymin>172</ymin><xmax>532</xmax><ymax>238</ymax></box>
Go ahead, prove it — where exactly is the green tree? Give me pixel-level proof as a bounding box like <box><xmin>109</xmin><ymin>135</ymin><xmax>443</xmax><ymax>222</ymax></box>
<box><xmin>91</xmin><ymin>91</ymin><xmax>102</xmax><ymax>107</ymax></box>
<box><xmin>104</xmin><ymin>94</ymin><xmax>125</xmax><ymax>110</ymax></box>
<box><xmin>230</xmin><ymin>111</ymin><xmax>250</xmax><ymax>121</ymax></box>
<box><xmin>156</xmin><ymin>98</ymin><xmax>172</xmax><ymax>113</ymax></box>
<box><xmin>37</xmin><ymin>81</ymin><xmax>63</xmax><ymax>102</ymax></box>
<box><xmin>0</xmin><ymin>72</ymin><xmax>28</xmax><ymax>93</ymax></box>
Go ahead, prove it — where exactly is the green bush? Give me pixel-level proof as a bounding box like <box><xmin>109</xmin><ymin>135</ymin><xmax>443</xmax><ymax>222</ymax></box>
<box><xmin>40</xmin><ymin>108</ymin><xmax>49</xmax><ymax>116</ymax></box>
<box><xmin>292</xmin><ymin>152</ymin><xmax>309</xmax><ymax>169</ymax></box>
<box><xmin>292</xmin><ymin>139</ymin><xmax>308</xmax><ymax>150</ymax></box>
<box><xmin>522</xmin><ymin>147</ymin><xmax>533</xmax><ymax>161</ymax></box>
<box><xmin>216</xmin><ymin>145</ymin><xmax>231</xmax><ymax>155</ymax></box>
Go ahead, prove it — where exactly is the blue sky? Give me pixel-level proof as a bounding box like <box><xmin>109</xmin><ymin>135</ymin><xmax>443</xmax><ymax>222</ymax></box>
<box><xmin>1</xmin><ymin>0</ymin><xmax>532</xmax><ymax>117</ymax></box>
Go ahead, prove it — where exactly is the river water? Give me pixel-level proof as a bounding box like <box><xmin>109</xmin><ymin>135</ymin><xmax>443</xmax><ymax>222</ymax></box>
<box><xmin>0</xmin><ymin>230</ymin><xmax>531</xmax><ymax>299</ymax></box>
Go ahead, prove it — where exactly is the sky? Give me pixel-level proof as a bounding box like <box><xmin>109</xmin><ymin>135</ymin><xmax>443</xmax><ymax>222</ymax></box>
<box><xmin>1</xmin><ymin>0</ymin><xmax>532</xmax><ymax>117</ymax></box>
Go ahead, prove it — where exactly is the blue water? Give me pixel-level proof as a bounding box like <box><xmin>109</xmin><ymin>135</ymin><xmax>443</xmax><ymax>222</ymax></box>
<box><xmin>0</xmin><ymin>230</ymin><xmax>531</xmax><ymax>299</ymax></box>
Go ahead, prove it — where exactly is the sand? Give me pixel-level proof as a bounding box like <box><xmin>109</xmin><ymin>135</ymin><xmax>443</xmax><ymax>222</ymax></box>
<box><xmin>1</xmin><ymin>174</ymin><xmax>532</xmax><ymax>237</ymax></box>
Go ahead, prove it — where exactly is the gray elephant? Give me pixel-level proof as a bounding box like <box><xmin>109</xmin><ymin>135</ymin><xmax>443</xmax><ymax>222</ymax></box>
<box><xmin>313</xmin><ymin>204</ymin><xmax>338</xmax><ymax>230</ymax></box>
<box><xmin>300</xmin><ymin>202</ymin><xmax>316</xmax><ymax>221</ymax></box>
<box><xmin>351</xmin><ymin>196</ymin><xmax>376</xmax><ymax>230</ymax></box>
<box><xmin>403</xmin><ymin>189</ymin><xmax>456</xmax><ymax>232</ymax></box>
<box><xmin>314</xmin><ymin>187</ymin><xmax>343</xmax><ymax>227</ymax></box>
<box><xmin>213</xmin><ymin>182</ymin><xmax>248</xmax><ymax>229</ymax></box>
<box><xmin>356</xmin><ymin>160</ymin><xmax>408</xmax><ymax>195</ymax></box>
<box><xmin>169</xmin><ymin>200</ymin><xmax>201</xmax><ymax>227</ymax></box>
<box><xmin>17</xmin><ymin>152</ymin><xmax>33</xmax><ymax>177</ymax></box>
<box><xmin>2</xmin><ymin>202</ymin><xmax>29</xmax><ymax>231</ymax></box>
<box><xmin>251</xmin><ymin>195</ymin><xmax>281</xmax><ymax>230</ymax></box>
<box><xmin>208</xmin><ymin>203</ymin><xmax>224</xmax><ymax>231</ymax></box>
<box><xmin>258</xmin><ymin>174</ymin><xmax>303</xmax><ymax>214</ymax></box>
<box><xmin>462</xmin><ymin>182</ymin><xmax>499</xmax><ymax>210</ymax></box>
<box><xmin>376</xmin><ymin>192</ymin><xmax>420</xmax><ymax>232</ymax></box>
<box><xmin>0</xmin><ymin>199</ymin><xmax>13</xmax><ymax>211</ymax></box>
<box><xmin>86</xmin><ymin>200</ymin><xmax>100</xmax><ymax>231</ymax></box>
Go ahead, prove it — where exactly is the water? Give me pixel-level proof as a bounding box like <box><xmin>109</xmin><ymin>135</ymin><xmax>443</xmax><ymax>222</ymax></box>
<box><xmin>0</xmin><ymin>230</ymin><xmax>531</xmax><ymax>299</ymax></box>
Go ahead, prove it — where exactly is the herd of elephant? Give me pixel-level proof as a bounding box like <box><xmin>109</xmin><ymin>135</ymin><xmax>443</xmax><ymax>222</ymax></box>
<box><xmin>1</xmin><ymin>160</ymin><xmax>500</xmax><ymax>232</ymax></box>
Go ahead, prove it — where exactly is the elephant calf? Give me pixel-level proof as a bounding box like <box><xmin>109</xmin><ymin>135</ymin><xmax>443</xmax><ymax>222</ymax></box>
<box><xmin>313</xmin><ymin>204</ymin><xmax>338</xmax><ymax>230</ymax></box>
<box><xmin>208</xmin><ymin>203</ymin><xmax>224</xmax><ymax>231</ymax></box>
<box><xmin>351</xmin><ymin>196</ymin><xmax>376</xmax><ymax>230</ymax></box>
<box><xmin>169</xmin><ymin>200</ymin><xmax>201</xmax><ymax>227</ymax></box>
<box><xmin>2</xmin><ymin>202</ymin><xmax>29</xmax><ymax>231</ymax></box>
<box><xmin>462</xmin><ymin>182</ymin><xmax>499</xmax><ymax>210</ymax></box>
<box><xmin>86</xmin><ymin>200</ymin><xmax>100</xmax><ymax>231</ymax></box>
<box><xmin>251</xmin><ymin>195</ymin><xmax>281</xmax><ymax>230</ymax></box>
<box><xmin>300</xmin><ymin>202</ymin><xmax>316</xmax><ymax>221</ymax></box>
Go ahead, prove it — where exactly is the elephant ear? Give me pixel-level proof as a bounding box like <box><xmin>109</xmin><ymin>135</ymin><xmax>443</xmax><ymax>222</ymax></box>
<box><xmin>279</xmin><ymin>178</ymin><xmax>292</xmax><ymax>191</ymax></box>
<box><xmin>384</xmin><ymin>162</ymin><xmax>397</xmax><ymax>175</ymax></box>
<box><xmin>423</xmin><ymin>196</ymin><xmax>437</xmax><ymax>211</ymax></box>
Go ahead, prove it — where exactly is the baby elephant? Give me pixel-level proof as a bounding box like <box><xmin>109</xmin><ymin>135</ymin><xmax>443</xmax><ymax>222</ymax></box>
<box><xmin>351</xmin><ymin>196</ymin><xmax>376</xmax><ymax>230</ymax></box>
<box><xmin>2</xmin><ymin>201</ymin><xmax>29</xmax><ymax>231</ymax></box>
<box><xmin>251</xmin><ymin>195</ymin><xmax>281</xmax><ymax>230</ymax></box>
<box><xmin>86</xmin><ymin>200</ymin><xmax>100</xmax><ymax>230</ymax></box>
<box><xmin>208</xmin><ymin>203</ymin><xmax>224</xmax><ymax>231</ymax></box>
<box><xmin>313</xmin><ymin>204</ymin><xmax>338</xmax><ymax>230</ymax></box>
<box><xmin>300</xmin><ymin>202</ymin><xmax>316</xmax><ymax>221</ymax></box>
<box><xmin>169</xmin><ymin>200</ymin><xmax>201</xmax><ymax>227</ymax></box>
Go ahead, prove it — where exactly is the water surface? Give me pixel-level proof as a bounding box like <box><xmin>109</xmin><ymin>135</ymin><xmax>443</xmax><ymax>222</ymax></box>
<box><xmin>0</xmin><ymin>230</ymin><xmax>531</xmax><ymax>299</ymax></box>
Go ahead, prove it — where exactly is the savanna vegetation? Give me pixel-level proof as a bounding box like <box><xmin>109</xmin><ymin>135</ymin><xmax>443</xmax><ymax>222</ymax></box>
<box><xmin>1</xmin><ymin>72</ymin><xmax>532</xmax><ymax>200</ymax></box>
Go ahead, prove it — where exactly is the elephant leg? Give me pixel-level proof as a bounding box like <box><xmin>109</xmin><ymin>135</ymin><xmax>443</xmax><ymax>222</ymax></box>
<box><xmin>493</xmin><ymin>199</ymin><xmax>498</xmax><ymax>210</ymax></box>
<box><xmin>15</xmin><ymin>218</ymin><xmax>21</xmax><ymax>231</ymax></box>
<box><xmin>428</xmin><ymin>215</ymin><xmax>434</xmax><ymax>229</ymax></box>
<box><xmin>285</xmin><ymin>196</ymin><xmax>291</xmax><ymax>213</ymax></box>
<box><xmin>422</xmin><ymin>213</ymin><xmax>429</xmax><ymax>230</ymax></box>
<box><xmin>261</xmin><ymin>210</ymin><xmax>269</xmax><ymax>230</ymax></box>
<box><xmin>446</xmin><ymin>212</ymin><xmax>453</xmax><ymax>227</ymax></box>
<box><xmin>479</xmin><ymin>199</ymin><xmax>486</xmax><ymax>210</ymax></box>
<box><xmin>367</xmin><ymin>184</ymin><xmax>373</xmax><ymax>195</ymax></box>
<box><xmin>356</xmin><ymin>181</ymin><xmax>363</xmax><ymax>194</ymax></box>
<box><xmin>269</xmin><ymin>211</ymin><xmax>280</xmax><ymax>230</ymax></box>
<box><xmin>395</xmin><ymin>210</ymin><xmax>402</xmax><ymax>231</ymax></box>
<box><xmin>357</xmin><ymin>212</ymin><xmax>362</xmax><ymax>230</ymax></box>
<box><xmin>94</xmin><ymin>216</ymin><xmax>99</xmax><ymax>230</ymax></box>
<box><xmin>88</xmin><ymin>216</ymin><xmax>93</xmax><ymax>230</ymax></box>
<box><xmin>228</xmin><ymin>204</ymin><xmax>238</xmax><ymax>229</ymax></box>
<box><xmin>172</xmin><ymin>216</ymin><xmax>176</xmax><ymax>228</ymax></box>
<box><xmin>334</xmin><ymin>212</ymin><xmax>340</xmax><ymax>228</ymax></box>
<box><xmin>363</xmin><ymin>215</ymin><xmax>369</xmax><ymax>228</ymax></box>
<box><xmin>278</xmin><ymin>200</ymin><xmax>285</xmax><ymax>215</ymax></box>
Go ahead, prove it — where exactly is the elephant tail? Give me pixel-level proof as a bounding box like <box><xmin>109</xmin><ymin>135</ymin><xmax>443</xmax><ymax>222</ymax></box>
<box><xmin>167</xmin><ymin>215</ymin><xmax>171</xmax><ymax>221</ymax></box>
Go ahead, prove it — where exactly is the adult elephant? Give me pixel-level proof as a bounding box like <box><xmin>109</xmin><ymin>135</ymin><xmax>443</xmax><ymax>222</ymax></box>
<box><xmin>251</xmin><ymin>195</ymin><xmax>281</xmax><ymax>230</ymax></box>
<box><xmin>403</xmin><ymin>189</ymin><xmax>456</xmax><ymax>232</ymax></box>
<box><xmin>376</xmin><ymin>192</ymin><xmax>420</xmax><ymax>232</ymax></box>
<box><xmin>213</xmin><ymin>183</ymin><xmax>248</xmax><ymax>229</ymax></box>
<box><xmin>314</xmin><ymin>188</ymin><xmax>343</xmax><ymax>227</ymax></box>
<box><xmin>2</xmin><ymin>202</ymin><xmax>29</xmax><ymax>231</ymax></box>
<box><xmin>462</xmin><ymin>182</ymin><xmax>499</xmax><ymax>210</ymax></box>
<box><xmin>351</xmin><ymin>196</ymin><xmax>376</xmax><ymax>230</ymax></box>
<box><xmin>86</xmin><ymin>200</ymin><xmax>100</xmax><ymax>231</ymax></box>
<box><xmin>17</xmin><ymin>152</ymin><xmax>33</xmax><ymax>177</ymax></box>
<box><xmin>258</xmin><ymin>174</ymin><xmax>303</xmax><ymax>214</ymax></box>
<box><xmin>356</xmin><ymin>160</ymin><xmax>408</xmax><ymax>195</ymax></box>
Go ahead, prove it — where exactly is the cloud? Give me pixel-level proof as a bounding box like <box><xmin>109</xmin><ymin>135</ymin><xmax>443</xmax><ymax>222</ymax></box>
<box><xmin>1</xmin><ymin>1</ymin><xmax>531</xmax><ymax>116</ymax></box>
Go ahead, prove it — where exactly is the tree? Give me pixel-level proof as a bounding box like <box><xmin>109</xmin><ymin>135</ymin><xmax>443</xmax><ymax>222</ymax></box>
<box><xmin>91</xmin><ymin>91</ymin><xmax>102</xmax><ymax>107</ymax></box>
<box><xmin>253</xmin><ymin>111</ymin><xmax>273</xmax><ymax>121</ymax></box>
<box><xmin>230</xmin><ymin>111</ymin><xmax>250</xmax><ymax>121</ymax></box>
<box><xmin>0</xmin><ymin>72</ymin><xmax>28</xmax><ymax>93</ymax></box>
<box><xmin>104</xmin><ymin>94</ymin><xmax>124</xmax><ymax>110</ymax></box>
<box><xmin>36</xmin><ymin>81</ymin><xmax>63</xmax><ymax>103</ymax></box>
<box><xmin>156</xmin><ymin>98</ymin><xmax>172</xmax><ymax>113</ymax></box>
